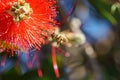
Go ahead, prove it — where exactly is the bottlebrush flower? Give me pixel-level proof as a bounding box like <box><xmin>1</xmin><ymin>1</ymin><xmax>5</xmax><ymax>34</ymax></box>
<box><xmin>0</xmin><ymin>0</ymin><xmax>56</xmax><ymax>52</ymax></box>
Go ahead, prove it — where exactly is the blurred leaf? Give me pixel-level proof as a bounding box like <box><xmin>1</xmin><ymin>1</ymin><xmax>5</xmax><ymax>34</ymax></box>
<box><xmin>111</xmin><ymin>3</ymin><xmax>118</xmax><ymax>14</ymax></box>
<box><xmin>111</xmin><ymin>2</ymin><xmax>120</xmax><ymax>14</ymax></box>
<box><xmin>89</xmin><ymin>0</ymin><xmax>117</xmax><ymax>25</ymax></box>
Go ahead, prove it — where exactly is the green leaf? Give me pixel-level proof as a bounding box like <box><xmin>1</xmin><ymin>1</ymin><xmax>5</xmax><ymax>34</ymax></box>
<box><xmin>89</xmin><ymin>0</ymin><xmax>117</xmax><ymax>25</ymax></box>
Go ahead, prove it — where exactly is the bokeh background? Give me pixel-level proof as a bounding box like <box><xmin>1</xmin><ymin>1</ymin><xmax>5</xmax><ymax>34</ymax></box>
<box><xmin>1</xmin><ymin>0</ymin><xmax>120</xmax><ymax>80</ymax></box>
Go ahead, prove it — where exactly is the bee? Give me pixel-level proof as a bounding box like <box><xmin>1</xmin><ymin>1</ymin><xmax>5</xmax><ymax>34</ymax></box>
<box><xmin>50</xmin><ymin>32</ymin><xmax>68</xmax><ymax>47</ymax></box>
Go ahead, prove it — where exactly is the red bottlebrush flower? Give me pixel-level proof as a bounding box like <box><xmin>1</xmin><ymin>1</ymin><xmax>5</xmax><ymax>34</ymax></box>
<box><xmin>0</xmin><ymin>0</ymin><xmax>56</xmax><ymax>51</ymax></box>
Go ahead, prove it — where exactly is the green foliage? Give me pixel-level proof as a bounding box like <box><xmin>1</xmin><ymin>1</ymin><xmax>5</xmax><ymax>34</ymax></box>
<box><xmin>89</xmin><ymin>0</ymin><xmax>117</xmax><ymax>25</ymax></box>
<box><xmin>1</xmin><ymin>55</ymin><xmax>63</xmax><ymax>80</ymax></box>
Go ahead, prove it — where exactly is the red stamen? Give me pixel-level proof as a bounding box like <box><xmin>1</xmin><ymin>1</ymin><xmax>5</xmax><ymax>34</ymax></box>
<box><xmin>11</xmin><ymin>44</ymin><xmax>14</xmax><ymax>56</ymax></box>
<box><xmin>59</xmin><ymin>1</ymin><xmax>77</xmax><ymax>25</ymax></box>
<box><xmin>56</xmin><ymin>47</ymin><xmax>70</xmax><ymax>57</ymax></box>
<box><xmin>27</xmin><ymin>54</ymin><xmax>32</xmax><ymax>69</ymax></box>
<box><xmin>38</xmin><ymin>69</ymin><xmax>43</xmax><ymax>77</ymax></box>
<box><xmin>51</xmin><ymin>46</ymin><xmax>60</xmax><ymax>78</ymax></box>
<box><xmin>1</xmin><ymin>55</ymin><xmax>6</xmax><ymax>67</ymax></box>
